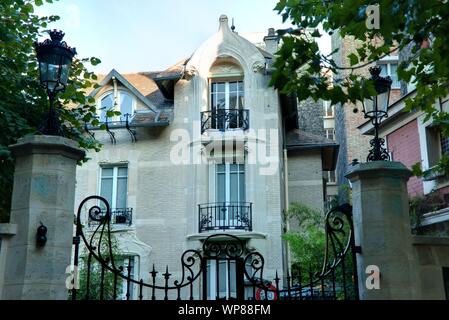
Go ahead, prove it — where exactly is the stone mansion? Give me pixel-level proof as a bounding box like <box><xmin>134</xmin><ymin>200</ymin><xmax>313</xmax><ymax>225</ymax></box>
<box><xmin>74</xmin><ymin>15</ymin><xmax>337</xmax><ymax>299</ymax></box>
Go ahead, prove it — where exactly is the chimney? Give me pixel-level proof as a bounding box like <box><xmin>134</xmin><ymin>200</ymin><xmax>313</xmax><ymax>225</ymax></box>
<box><xmin>263</xmin><ymin>28</ymin><xmax>278</xmax><ymax>54</ymax></box>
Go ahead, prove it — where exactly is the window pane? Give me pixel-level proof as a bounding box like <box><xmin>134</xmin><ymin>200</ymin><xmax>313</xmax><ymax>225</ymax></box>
<box><xmin>379</xmin><ymin>64</ymin><xmax>388</xmax><ymax>77</ymax></box>
<box><xmin>118</xmin><ymin>167</ymin><xmax>128</xmax><ymax>177</ymax></box>
<box><xmin>390</xmin><ymin>63</ymin><xmax>400</xmax><ymax>88</ymax></box>
<box><xmin>216</xmin><ymin>172</ymin><xmax>226</xmax><ymax>203</ymax></box>
<box><xmin>230</xmin><ymin>172</ymin><xmax>238</xmax><ymax>203</ymax></box>
<box><xmin>229</xmin><ymin>82</ymin><xmax>238</xmax><ymax>92</ymax></box>
<box><xmin>100</xmin><ymin>177</ymin><xmax>113</xmax><ymax>208</ymax></box>
<box><xmin>102</xmin><ymin>167</ymin><xmax>114</xmax><ymax>177</ymax></box>
<box><xmin>238</xmin><ymin>81</ymin><xmax>244</xmax><ymax>92</ymax></box>
<box><xmin>229</xmin><ymin>92</ymin><xmax>238</xmax><ymax>109</ymax></box>
<box><xmin>216</xmin><ymin>82</ymin><xmax>225</xmax><ymax>92</ymax></box>
<box><xmin>239</xmin><ymin>172</ymin><xmax>245</xmax><ymax>202</ymax></box>
<box><xmin>216</xmin><ymin>164</ymin><xmax>225</xmax><ymax>173</ymax></box>
<box><xmin>218</xmin><ymin>261</ymin><xmax>226</xmax><ymax>296</ymax></box>
<box><xmin>229</xmin><ymin>261</ymin><xmax>236</xmax><ymax>298</ymax></box>
<box><xmin>120</xmin><ymin>92</ymin><xmax>133</xmax><ymax>120</ymax></box>
<box><xmin>116</xmin><ymin>177</ymin><xmax>128</xmax><ymax>208</ymax></box>
<box><xmin>216</xmin><ymin>93</ymin><xmax>226</xmax><ymax>109</ymax></box>
<box><xmin>100</xmin><ymin>94</ymin><xmax>114</xmax><ymax>122</ymax></box>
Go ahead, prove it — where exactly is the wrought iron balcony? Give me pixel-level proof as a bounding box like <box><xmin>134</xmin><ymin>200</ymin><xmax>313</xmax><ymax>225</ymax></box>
<box><xmin>198</xmin><ymin>202</ymin><xmax>252</xmax><ymax>232</ymax></box>
<box><xmin>201</xmin><ymin>109</ymin><xmax>249</xmax><ymax>134</ymax></box>
<box><xmin>88</xmin><ymin>208</ymin><xmax>133</xmax><ymax>227</ymax></box>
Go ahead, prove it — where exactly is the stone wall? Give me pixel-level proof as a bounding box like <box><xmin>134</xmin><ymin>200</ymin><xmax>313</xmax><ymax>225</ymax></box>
<box><xmin>297</xmin><ymin>98</ymin><xmax>325</xmax><ymax>137</ymax></box>
<box><xmin>412</xmin><ymin>236</ymin><xmax>449</xmax><ymax>299</ymax></box>
<box><xmin>287</xmin><ymin>149</ymin><xmax>324</xmax><ymax>213</ymax></box>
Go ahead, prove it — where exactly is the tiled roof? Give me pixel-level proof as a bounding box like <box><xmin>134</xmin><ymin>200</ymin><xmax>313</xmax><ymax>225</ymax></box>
<box><xmin>94</xmin><ymin>70</ymin><xmax>175</xmax><ymax>109</ymax></box>
<box><xmin>286</xmin><ymin>129</ymin><xmax>337</xmax><ymax>149</ymax></box>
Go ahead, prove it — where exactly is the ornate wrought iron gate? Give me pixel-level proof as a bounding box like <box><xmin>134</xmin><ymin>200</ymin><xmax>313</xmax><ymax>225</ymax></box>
<box><xmin>71</xmin><ymin>196</ymin><xmax>359</xmax><ymax>300</ymax></box>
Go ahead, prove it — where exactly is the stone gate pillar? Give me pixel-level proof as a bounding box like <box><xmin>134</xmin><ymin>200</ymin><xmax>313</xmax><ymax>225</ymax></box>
<box><xmin>346</xmin><ymin>161</ymin><xmax>418</xmax><ymax>299</ymax></box>
<box><xmin>0</xmin><ymin>135</ymin><xmax>84</xmax><ymax>300</ymax></box>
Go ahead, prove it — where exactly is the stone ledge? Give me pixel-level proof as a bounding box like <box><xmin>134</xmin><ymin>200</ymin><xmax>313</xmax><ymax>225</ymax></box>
<box><xmin>0</xmin><ymin>223</ymin><xmax>17</xmax><ymax>237</ymax></box>
<box><xmin>412</xmin><ymin>235</ymin><xmax>449</xmax><ymax>246</ymax></box>
<box><xmin>9</xmin><ymin>135</ymin><xmax>85</xmax><ymax>161</ymax></box>
<box><xmin>421</xmin><ymin>207</ymin><xmax>449</xmax><ymax>226</ymax></box>
<box><xmin>186</xmin><ymin>231</ymin><xmax>268</xmax><ymax>241</ymax></box>
<box><xmin>346</xmin><ymin>160</ymin><xmax>413</xmax><ymax>181</ymax></box>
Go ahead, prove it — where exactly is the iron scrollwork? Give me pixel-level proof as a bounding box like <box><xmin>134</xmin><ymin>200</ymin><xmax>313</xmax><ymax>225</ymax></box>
<box><xmin>73</xmin><ymin>196</ymin><xmax>203</xmax><ymax>300</ymax></box>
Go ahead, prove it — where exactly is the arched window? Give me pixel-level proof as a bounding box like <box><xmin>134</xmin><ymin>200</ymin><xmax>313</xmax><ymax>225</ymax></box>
<box><xmin>208</xmin><ymin>59</ymin><xmax>246</xmax><ymax>131</ymax></box>
<box><xmin>99</xmin><ymin>91</ymin><xmax>135</xmax><ymax>122</ymax></box>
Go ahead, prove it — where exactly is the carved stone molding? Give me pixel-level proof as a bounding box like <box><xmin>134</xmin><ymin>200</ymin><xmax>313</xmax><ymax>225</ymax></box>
<box><xmin>184</xmin><ymin>65</ymin><xmax>198</xmax><ymax>80</ymax></box>
<box><xmin>252</xmin><ymin>60</ymin><xmax>266</xmax><ymax>73</ymax></box>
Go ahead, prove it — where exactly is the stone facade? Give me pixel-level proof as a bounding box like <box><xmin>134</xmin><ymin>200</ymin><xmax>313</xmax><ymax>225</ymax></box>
<box><xmin>72</xmin><ymin>15</ymin><xmax>334</xmax><ymax>299</ymax></box>
<box><xmin>297</xmin><ymin>98</ymin><xmax>325</xmax><ymax>137</ymax></box>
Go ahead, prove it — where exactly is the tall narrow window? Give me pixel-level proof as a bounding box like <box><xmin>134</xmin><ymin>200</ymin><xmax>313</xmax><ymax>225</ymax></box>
<box><xmin>215</xmin><ymin>163</ymin><xmax>245</xmax><ymax>204</ymax></box>
<box><xmin>323</xmin><ymin>101</ymin><xmax>333</xmax><ymax>117</ymax></box>
<box><xmin>210</xmin><ymin>81</ymin><xmax>244</xmax><ymax>130</ymax></box>
<box><xmin>117</xmin><ymin>256</ymin><xmax>137</xmax><ymax>300</ymax></box>
<box><xmin>206</xmin><ymin>259</ymin><xmax>237</xmax><ymax>300</ymax></box>
<box><xmin>100</xmin><ymin>166</ymin><xmax>128</xmax><ymax>210</ymax></box>
<box><xmin>325</xmin><ymin>128</ymin><xmax>335</xmax><ymax>140</ymax></box>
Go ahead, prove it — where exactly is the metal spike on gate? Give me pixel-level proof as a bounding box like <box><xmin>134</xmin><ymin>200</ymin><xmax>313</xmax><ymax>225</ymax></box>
<box><xmin>163</xmin><ymin>265</ymin><xmax>171</xmax><ymax>300</ymax></box>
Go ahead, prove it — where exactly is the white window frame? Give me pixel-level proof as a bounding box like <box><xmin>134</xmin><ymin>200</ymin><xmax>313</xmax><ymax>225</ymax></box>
<box><xmin>97</xmin><ymin>90</ymin><xmax>136</xmax><ymax>122</ymax></box>
<box><xmin>209</xmin><ymin>80</ymin><xmax>244</xmax><ymax>110</ymax></box>
<box><xmin>99</xmin><ymin>165</ymin><xmax>128</xmax><ymax>210</ymax></box>
<box><xmin>323</xmin><ymin>101</ymin><xmax>334</xmax><ymax>118</ymax></box>
<box><xmin>326</xmin><ymin>171</ymin><xmax>336</xmax><ymax>184</ymax></box>
<box><xmin>325</xmin><ymin>128</ymin><xmax>335</xmax><ymax>140</ymax></box>
<box><xmin>377</xmin><ymin>60</ymin><xmax>400</xmax><ymax>89</ymax></box>
<box><xmin>212</xmin><ymin>163</ymin><xmax>245</xmax><ymax>203</ymax></box>
<box><xmin>118</xmin><ymin>255</ymin><xmax>139</xmax><ymax>300</ymax></box>
<box><xmin>206</xmin><ymin>259</ymin><xmax>237</xmax><ymax>300</ymax></box>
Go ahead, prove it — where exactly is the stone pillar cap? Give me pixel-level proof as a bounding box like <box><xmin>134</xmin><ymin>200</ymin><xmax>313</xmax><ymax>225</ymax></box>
<box><xmin>9</xmin><ymin>134</ymin><xmax>85</xmax><ymax>161</ymax></box>
<box><xmin>346</xmin><ymin>160</ymin><xmax>413</xmax><ymax>182</ymax></box>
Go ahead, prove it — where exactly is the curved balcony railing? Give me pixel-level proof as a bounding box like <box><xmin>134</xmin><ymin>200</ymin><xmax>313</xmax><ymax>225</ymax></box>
<box><xmin>88</xmin><ymin>208</ymin><xmax>133</xmax><ymax>227</ymax></box>
<box><xmin>198</xmin><ymin>202</ymin><xmax>252</xmax><ymax>232</ymax></box>
<box><xmin>201</xmin><ymin>109</ymin><xmax>249</xmax><ymax>134</ymax></box>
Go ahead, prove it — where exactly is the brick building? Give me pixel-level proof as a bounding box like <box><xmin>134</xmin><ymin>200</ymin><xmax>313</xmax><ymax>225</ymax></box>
<box><xmin>330</xmin><ymin>35</ymin><xmax>401</xmax><ymax>198</ymax></box>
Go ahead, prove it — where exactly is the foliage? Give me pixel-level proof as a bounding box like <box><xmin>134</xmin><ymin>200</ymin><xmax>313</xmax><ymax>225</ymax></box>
<box><xmin>271</xmin><ymin>0</ymin><xmax>449</xmax><ymax>174</ymax></box>
<box><xmin>283</xmin><ymin>203</ymin><xmax>325</xmax><ymax>282</ymax></box>
<box><xmin>0</xmin><ymin>0</ymin><xmax>111</xmax><ymax>222</ymax></box>
<box><xmin>71</xmin><ymin>230</ymin><xmax>124</xmax><ymax>300</ymax></box>
<box><xmin>409</xmin><ymin>192</ymin><xmax>446</xmax><ymax>234</ymax></box>
<box><xmin>283</xmin><ymin>203</ymin><xmax>357</xmax><ymax>298</ymax></box>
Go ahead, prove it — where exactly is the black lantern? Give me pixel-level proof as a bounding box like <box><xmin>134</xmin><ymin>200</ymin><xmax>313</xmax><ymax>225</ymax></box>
<box><xmin>36</xmin><ymin>223</ymin><xmax>48</xmax><ymax>247</ymax></box>
<box><xmin>34</xmin><ymin>30</ymin><xmax>76</xmax><ymax>135</ymax></box>
<box><xmin>362</xmin><ymin>66</ymin><xmax>392</xmax><ymax>162</ymax></box>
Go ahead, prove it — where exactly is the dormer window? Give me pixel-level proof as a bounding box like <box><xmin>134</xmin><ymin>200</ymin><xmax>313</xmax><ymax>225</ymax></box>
<box><xmin>99</xmin><ymin>90</ymin><xmax>135</xmax><ymax>123</ymax></box>
<box><xmin>201</xmin><ymin>58</ymin><xmax>249</xmax><ymax>133</ymax></box>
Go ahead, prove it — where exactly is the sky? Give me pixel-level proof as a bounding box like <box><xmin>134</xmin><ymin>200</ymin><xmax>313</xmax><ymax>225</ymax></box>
<box><xmin>35</xmin><ymin>0</ymin><xmax>330</xmax><ymax>74</ymax></box>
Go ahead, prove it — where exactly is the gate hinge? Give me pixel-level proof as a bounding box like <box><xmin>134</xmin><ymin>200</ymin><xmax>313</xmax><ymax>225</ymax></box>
<box><xmin>73</xmin><ymin>236</ymin><xmax>80</xmax><ymax>245</ymax></box>
<box><xmin>354</xmin><ymin>245</ymin><xmax>362</xmax><ymax>254</ymax></box>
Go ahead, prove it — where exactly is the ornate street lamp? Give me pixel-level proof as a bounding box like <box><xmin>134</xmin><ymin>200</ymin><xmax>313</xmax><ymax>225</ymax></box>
<box><xmin>34</xmin><ymin>30</ymin><xmax>77</xmax><ymax>135</ymax></box>
<box><xmin>362</xmin><ymin>66</ymin><xmax>392</xmax><ymax>161</ymax></box>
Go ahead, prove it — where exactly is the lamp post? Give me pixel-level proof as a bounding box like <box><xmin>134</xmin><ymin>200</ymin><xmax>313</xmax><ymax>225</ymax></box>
<box><xmin>34</xmin><ymin>29</ymin><xmax>76</xmax><ymax>135</ymax></box>
<box><xmin>362</xmin><ymin>66</ymin><xmax>392</xmax><ymax>162</ymax></box>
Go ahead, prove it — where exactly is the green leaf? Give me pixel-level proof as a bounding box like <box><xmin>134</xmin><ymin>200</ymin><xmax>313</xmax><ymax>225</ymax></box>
<box><xmin>348</xmin><ymin>53</ymin><xmax>359</xmax><ymax>66</ymax></box>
